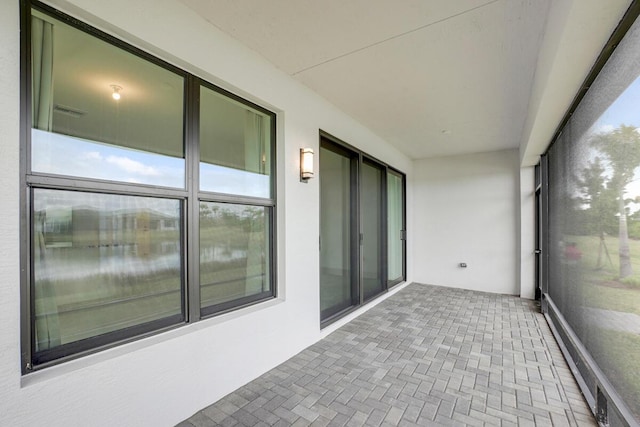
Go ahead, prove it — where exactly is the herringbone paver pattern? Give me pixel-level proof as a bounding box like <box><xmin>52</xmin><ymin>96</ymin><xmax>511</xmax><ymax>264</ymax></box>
<box><xmin>178</xmin><ymin>283</ymin><xmax>596</xmax><ymax>426</ymax></box>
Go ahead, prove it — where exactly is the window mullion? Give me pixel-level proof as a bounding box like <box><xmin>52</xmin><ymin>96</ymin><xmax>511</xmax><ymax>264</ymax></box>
<box><xmin>186</xmin><ymin>76</ymin><xmax>201</xmax><ymax>323</ymax></box>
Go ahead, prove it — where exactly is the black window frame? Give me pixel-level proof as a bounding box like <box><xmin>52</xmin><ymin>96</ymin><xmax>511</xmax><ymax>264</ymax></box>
<box><xmin>20</xmin><ymin>0</ymin><xmax>277</xmax><ymax>373</ymax></box>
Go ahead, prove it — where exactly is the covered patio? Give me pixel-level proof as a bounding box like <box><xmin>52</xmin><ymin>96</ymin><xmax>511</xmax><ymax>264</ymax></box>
<box><xmin>179</xmin><ymin>284</ymin><xmax>594</xmax><ymax>426</ymax></box>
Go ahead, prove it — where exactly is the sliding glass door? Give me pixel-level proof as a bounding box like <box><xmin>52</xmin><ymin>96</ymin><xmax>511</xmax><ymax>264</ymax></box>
<box><xmin>319</xmin><ymin>141</ymin><xmax>358</xmax><ymax>320</ymax></box>
<box><xmin>320</xmin><ymin>134</ymin><xmax>406</xmax><ymax>325</ymax></box>
<box><xmin>387</xmin><ymin>169</ymin><xmax>405</xmax><ymax>286</ymax></box>
<box><xmin>362</xmin><ymin>159</ymin><xmax>385</xmax><ymax>301</ymax></box>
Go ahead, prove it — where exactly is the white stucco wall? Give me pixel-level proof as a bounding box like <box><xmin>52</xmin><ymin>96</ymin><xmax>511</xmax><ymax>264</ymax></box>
<box><xmin>0</xmin><ymin>1</ymin><xmax>413</xmax><ymax>426</ymax></box>
<box><xmin>412</xmin><ymin>150</ymin><xmax>520</xmax><ymax>295</ymax></box>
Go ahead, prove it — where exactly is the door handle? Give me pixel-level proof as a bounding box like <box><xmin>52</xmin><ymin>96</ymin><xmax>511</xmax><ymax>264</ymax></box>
<box><xmin>535</xmin><ymin>249</ymin><xmax>542</xmax><ymax>254</ymax></box>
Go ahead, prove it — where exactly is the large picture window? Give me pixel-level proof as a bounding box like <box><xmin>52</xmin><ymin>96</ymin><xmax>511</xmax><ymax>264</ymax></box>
<box><xmin>22</xmin><ymin>2</ymin><xmax>276</xmax><ymax>370</ymax></box>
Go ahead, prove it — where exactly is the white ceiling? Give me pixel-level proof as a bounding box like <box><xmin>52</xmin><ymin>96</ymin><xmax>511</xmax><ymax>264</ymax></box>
<box><xmin>179</xmin><ymin>0</ymin><xmax>631</xmax><ymax>162</ymax></box>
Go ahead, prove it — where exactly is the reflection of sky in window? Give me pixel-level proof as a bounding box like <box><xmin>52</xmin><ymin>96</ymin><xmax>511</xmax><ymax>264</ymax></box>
<box><xmin>32</xmin><ymin>129</ymin><xmax>271</xmax><ymax>199</ymax></box>
<box><xmin>31</xmin><ymin>129</ymin><xmax>185</xmax><ymax>188</ymax></box>
<box><xmin>595</xmin><ymin>77</ymin><xmax>640</xmax><ymax>131</ymax></box>
<box><xmin>200</xmin><ymin>163</ymin><xmax>270</xmax><ymax>199</ymax></box>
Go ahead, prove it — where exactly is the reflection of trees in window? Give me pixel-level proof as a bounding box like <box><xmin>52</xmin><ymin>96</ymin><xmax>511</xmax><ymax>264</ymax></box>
<box><xmin>579</xmin><ymin>125</ymin><xmax>640</xmax><ymax>278</ymax></box>
<box><xmin>199</xmin><ymin>202</ymin><xmax>269</xmax><ymax>308</ymax></box>
<box><xmin>575</xmin><ymin>157</ymin><xmax>616</xmax><ymax>267</ymax></box>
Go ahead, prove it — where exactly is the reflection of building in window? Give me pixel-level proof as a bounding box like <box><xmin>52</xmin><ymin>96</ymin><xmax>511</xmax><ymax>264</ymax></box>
<box><xmin>39</xmin><ymin>206</ymin><xmax>179</xmax><ymax>249</ymax></box>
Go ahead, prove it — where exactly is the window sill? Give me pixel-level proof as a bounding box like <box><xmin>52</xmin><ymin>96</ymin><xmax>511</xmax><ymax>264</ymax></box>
<box><xmin>20</xmin><ymin>296</ymin><xmax>283</xmax><ymax>388</ymax></box>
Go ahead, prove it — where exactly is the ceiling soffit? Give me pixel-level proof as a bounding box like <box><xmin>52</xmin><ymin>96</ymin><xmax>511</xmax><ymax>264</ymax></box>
<box><xmin>180</xmin><ymin>0</ymin><xmax>551</xmax><ymax>159</ymax></box>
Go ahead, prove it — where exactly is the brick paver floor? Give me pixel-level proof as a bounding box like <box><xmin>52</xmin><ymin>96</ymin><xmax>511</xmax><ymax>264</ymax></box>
<box><xmin>178</xmin><ymin>283</ymin><xmax>596</xmax><ymax>426</ymax></box>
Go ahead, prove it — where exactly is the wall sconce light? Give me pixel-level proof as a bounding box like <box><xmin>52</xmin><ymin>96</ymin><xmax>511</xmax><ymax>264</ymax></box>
<box><xmin>110</xmin><ymin>84</ymin><xmax>122</xmax><ymax>101</ymax></box>
<box><xmin>300</xmin><ymin>148</ymin><xmax>314</xmax><ymax>183</ymax></box>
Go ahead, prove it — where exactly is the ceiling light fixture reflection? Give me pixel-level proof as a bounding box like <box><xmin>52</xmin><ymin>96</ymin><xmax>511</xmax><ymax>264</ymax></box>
<box><xmin>110</xmin><ymin>84</ymin><xmax>122</xmax><ymax>100</ymax></box>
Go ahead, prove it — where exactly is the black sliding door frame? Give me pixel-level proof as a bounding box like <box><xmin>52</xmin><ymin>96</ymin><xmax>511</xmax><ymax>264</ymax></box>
<box><xmin>319</xmin><ymin>131</ymin><xmax>405</xmax><ymax>327</ymax></box>
<box><xmin>319</xmin><ymin>139</ymin><xmax>360</xmax><ymax>322</ymax></box>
